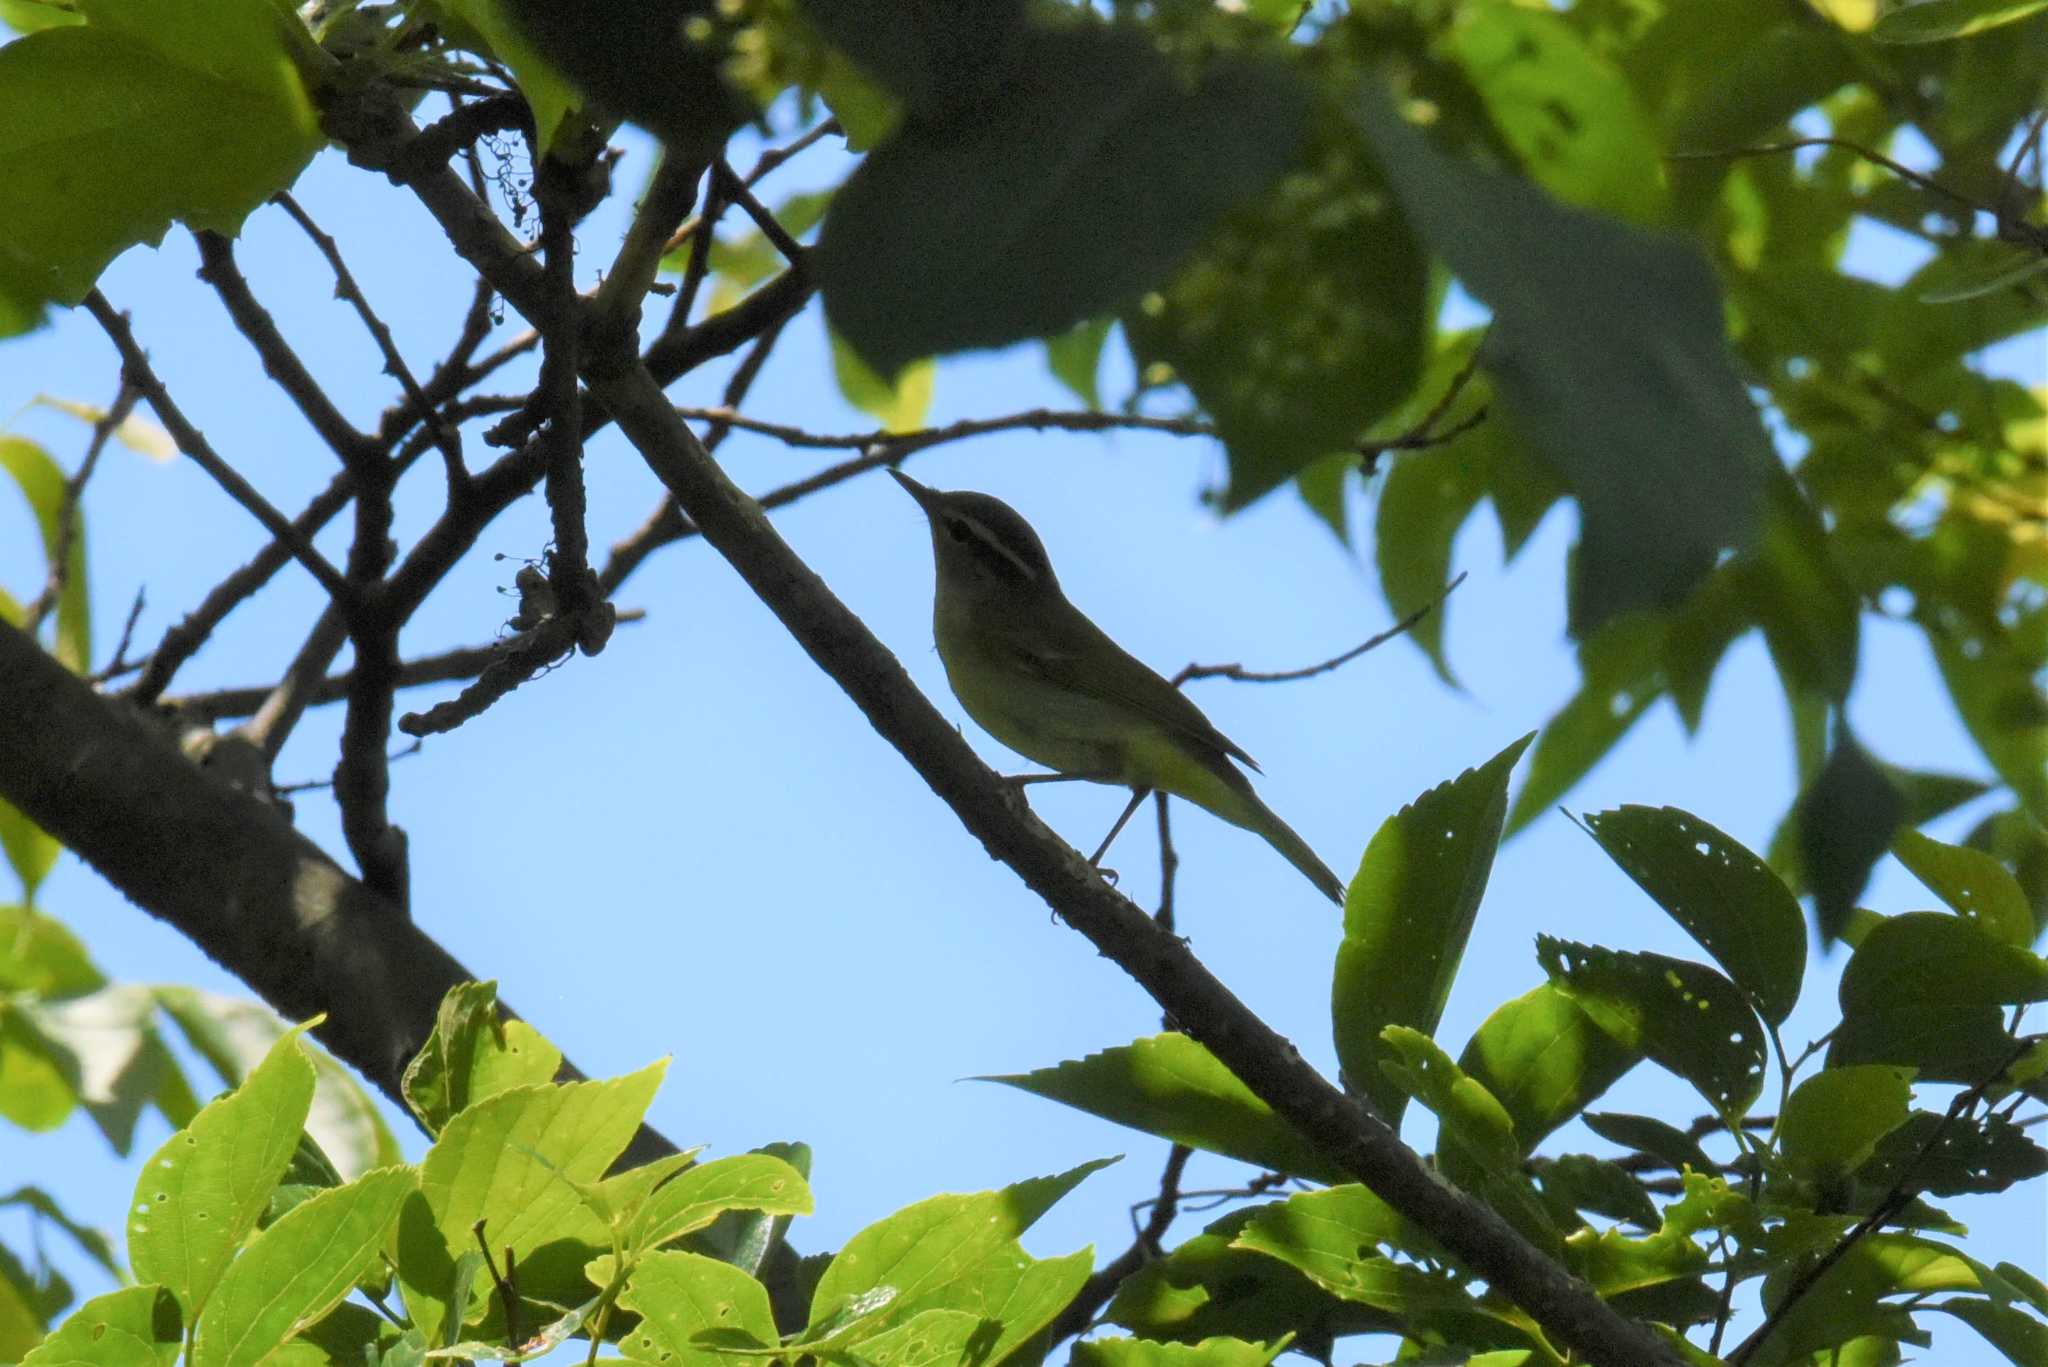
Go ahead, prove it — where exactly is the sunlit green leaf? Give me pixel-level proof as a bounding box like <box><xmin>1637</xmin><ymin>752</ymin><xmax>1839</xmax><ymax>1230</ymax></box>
<box><xmin>400</xmin><ymin>981</ymin><xmax>563</xmax><ymax>1137</ymax></box>
<box><xmin>1873</xmin><ymin>0</ymin><xmax>2048</xmax><ymax>41</ymax></box>
<box><xmin>617</xmin><ymin>1250</ymin><xmax>778</xmax><ymax>1367</ymax></box>
<box><xmin>1334</xmin><ymin>735</ymin><xmax>1528</xmax><ymax>1122</ymax></box>
<box><xmin>19</xmin><ymin>1286</ymin><xmax>180</xmax><ymax>1367</ymax></box>
<box><xmin>980</xmin><ymin>1036</ymin><xmax>1341</xmax><ymax>1182</ymax></box>
<box><xmin>1779</xmin><ymin>1065</ymin><xmax>1914</xmax><ymax>1179</ymax></box>
<box><xmin>1580</xmin><ymin>806</ymin><xmax>1806</xmax><ymax>1024</ymax></box>
<box><xmin>1459</xmin><ymin>983</ymin><xmax>1639</xmax><ymax>1153</ymax></box>
<box><xmin>1891</xmin><ymin>827</ymin><xmax>2036</xmax><ymax>947</ymax></box>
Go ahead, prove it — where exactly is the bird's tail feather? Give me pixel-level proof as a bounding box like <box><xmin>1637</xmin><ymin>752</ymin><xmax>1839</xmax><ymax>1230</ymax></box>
<box><xmin>1228</xmin><ymin>788</ymin><xmax>1345</xmax><ymax>906</ymax></box>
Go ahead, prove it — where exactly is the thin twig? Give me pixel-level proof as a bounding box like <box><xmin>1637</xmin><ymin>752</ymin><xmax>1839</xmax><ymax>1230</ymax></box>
<box><xmin>90</xmin><ymin>587</ymin><xmax>149</xmax><ymax>683</ymax></box>
<box><xmin>84</xmin><ymin>291</ymin><xmax>353</xmax><ymax>603</ymax></box>
<box><xmin>712</xmin><ymin>160</ymin><xmax>808</xmax><ymax>265</ymax></box>
<box><xmin>1174</xmin><ymin>573</ymin><xmax>1468</xmax><ymax>688</ymax></box>
<box><xmin>590</xmin><ymin>150</ymin><xmax>704</xmax><ymax>348</ymax></box>
<box><xmin>673</xmin><ymin>405</ymin><xmax>1216</xmax><ymax>452</ymax></box>
<box><xmin>25</xmin><ymin>382</ymin><xmax>135</xmax><ymax>639</ymax></box>
<box><xmin>194</xmin><ymin>230</ymin><xmax>380</xmax><ymax>467</ymax></box>
<box><xmin>273</xmin><ymin>192</ymin><xmax>468</xmax><ymax>491</ymax></box>
<box><xmin>1045</xmin><ymin>1143</ymin><xmax>1192</xmax><ymax>1346</ymax></box>
<box><xmin>162</xmin><ymin>610</ymin><xmax>647</xmax><ymax>723</ymax></box>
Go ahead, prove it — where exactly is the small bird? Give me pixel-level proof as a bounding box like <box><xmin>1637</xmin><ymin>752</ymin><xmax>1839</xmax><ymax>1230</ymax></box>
<box><xmin>892</xmin><ymin>470</ymin><xmax>1345</xmax><ymax>905</ymax></box>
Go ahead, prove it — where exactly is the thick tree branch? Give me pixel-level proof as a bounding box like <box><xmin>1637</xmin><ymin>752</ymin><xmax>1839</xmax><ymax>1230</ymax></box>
<box><xmin>0</xmin><ymin>619</ymin><xmax>676</xmax><ymax>1166</ymax></box>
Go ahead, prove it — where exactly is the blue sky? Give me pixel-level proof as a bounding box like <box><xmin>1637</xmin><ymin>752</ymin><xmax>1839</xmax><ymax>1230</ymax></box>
<box><xmin>1</xmin><ymin>106</ymin><xmax>2042</xmax><ymax>1363</ymax></box>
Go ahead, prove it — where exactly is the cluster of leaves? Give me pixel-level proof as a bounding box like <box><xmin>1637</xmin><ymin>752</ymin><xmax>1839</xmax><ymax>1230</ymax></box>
<box><xmin>987</xmin><ymin>737</ymin><xmax>2048</xmax><ymax>1364</ymax></box>
<box><xmin>10</xmin><ymin>978</ymin><xmax>1309</xmax><ymax>1367</ymax></box>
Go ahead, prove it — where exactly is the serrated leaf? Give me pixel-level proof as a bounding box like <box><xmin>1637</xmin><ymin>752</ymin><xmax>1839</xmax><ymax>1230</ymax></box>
<box><xmin>1348</xmin><ymin>84</ymin><xmax>1770</xmax><ymax>634</ymax></box>
<box><xmin>1105</xmin><ymin>1221</ymin><xmax>1384</xmax><ymax>1348</ymax></box>
<box><xmin>980</xmin><ymin>1036</ymin><xmax>1342</xmax><ymax>1182</ymax></box>
<box><xmin>1580</xmin><ymin>806</ymin><xmax>1805</xmax><ymax>1024</ymax></box>
<box><xmin>1892</xmin><ymin>827</ymin><xmax>2036</xmax><ymax>947</ymax></box>
<box><xmin>156</xmin><ymin>991</ymin><xmax>401</xmax><ymax>1179</ymax></box>
<box><xmin>1537</xmin><ymin>939</ymin><xmax>1767</xmax><ymax>1116</ymax></box>
<box><xmin>632</xmin><ymin>1154</ymin><xmax>812</xmax><ymax>1253</ymax></box>
<box><xmin>1333</xmin><ymin>735</ymin><xmax>1529</xmax><ymax>1122</ymax></box>
<box><xmin>19</xmin><ymin>1286</ymin><xmax>180</xmax><ymax>1367</ymax></box>
<box><xmin>1856</xmin><ymin>1110</ymin><xmax>2048</xmax><ymax>1197</ymax></box>
<box><xmin>819</xmin><ymin>26</ymin><xmax>1307</xmax><ymax>378</ymax></box>
<box><xmin>129</xmin><ymin>1026</ymin><xmax>316</xmax><ymax>1319</ymax></box>
<box><xmin>805</xmin><ymin>1160</ymin><xmax>1110</xmax><ymax>1345</ymax></box>
<box><xmin>400</xmin><ymin>981</ymin><xmax>563</xmax><ymax>1137</ymax></box>
<box><xmin>1232</xmin><ymin>1185</ymin><xmax>1440</xmax><ymax>1295</ymax></box>
<box><xmin>1458</xmin><ymin>983</ymin><xmax>1640</xmax><ymax>1153</ymax></box>
<box><xmin>190</xmin><ymin>1167</ymin><xmax>416</xmax><ymax>1367</ymax></box>
<box><xmin>396</xmin><ymin>1064</ymin><xmax>666</xmax><ymax>1343</ymax></box>
<box><xmin>1779</xmin><ymin>1065</ymin><xmax>1914</xmax><ymax>1180</ymax></box>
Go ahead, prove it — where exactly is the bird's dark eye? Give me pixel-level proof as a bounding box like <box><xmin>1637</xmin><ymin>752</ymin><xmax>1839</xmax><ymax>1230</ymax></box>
<box><xmin>946</xmin><ymin>519</ymin><xmax>969</xmax><ymax>543</ymax></box>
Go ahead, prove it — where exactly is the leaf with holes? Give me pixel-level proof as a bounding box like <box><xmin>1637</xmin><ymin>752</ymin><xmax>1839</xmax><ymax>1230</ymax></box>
<box><xmin>1891</xmin><ymin>827</ymin><xmax>2035</xmax><ymax>948</ymax></box>
<box><xmin>1580</xmin><ymin>806</ymin><xmax>1805</xmax><ymax>1024</ymax></box>
<box><xmin>1537</xmin><ymin>938</ymin><xmax>1767</xmax><ymax>1117</ymax></box>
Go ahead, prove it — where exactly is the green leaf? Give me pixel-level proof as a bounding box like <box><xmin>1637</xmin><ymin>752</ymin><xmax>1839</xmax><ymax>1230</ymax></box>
<box><xmin>1072</xmin><ymin>1337</ymin><xmax>1286</xmax><ymax>1367</ymax></box>
<box><xmin>1583</xmin><ymin>1112</ymin><xmax>1714</xmax><ymax>1177</ymax></box>
<box><xmin>0</xmin><ymin>1002</ymin><xmax>75</xmax><ymax>1129</ymax></box>
<box><xmin>1372</xmin><ymin>444</ymin><xmax>1485</xmax><ymax>684</ymax></box>
<box><xmin>1531</xmin><ymin>1153</ymin><xmax>1660</xmax><ymax>1231</ymax></box>
<box><xmin>129</xmin><ymin>1026</ymin><xmax>317</xmax><ymax>1319</ymax></box>
<box><xmin>1579</xmin><ymin>806</ymin><xmax>1806</xmax><ymax>1024</ymax></box>
<box><xmin>1779</xmin><ymin>1065</ymin><xmax>1914</xmax><ymax>1180</ymax></box>
<box><xmin>480</xmin><ymin>0</ymin><xmax>752</xmax><ymax>157</ymax></box>
<box><xmin>1537</xmin><ymin>939</ymin><xmax>1767</xmax><ymax>1116</ymax></box>
<box><xmin>796</xmin><ymin>0</ymin><xmax>1025</xmax><ymax>118</ymax></box>
<box><xmin>1838</xmin><ymin>911</ymin><xmax>2048</xmax><ymax>1015</ymax></box>
<box><xmin>28</xmin><ymin>985</ymin><xmax>178</xmax><ymax>1154</ymax></box>
<box><xmin>1935</xmin><ymin>1298</ymin><xmax>2048</xmax><ymax>1366</ymax></box>
<box><xmin>400</xmin><ymin>981</ymin><xmax>563</xmax><ymax>1137</ymax></box>
<box><xmin>826</xmin><ymin>1308</ymin><xmax>986</xmax><ymax>1367</ymax></box>
<box><xmin>1751</xmin><ymin>1233</ymin><xmax>1983</xmax><ymax>1365</ymax></box>
<box><xmin>19</xmin><ymin>1286</ymin><xmax>181</xmax><ymax>1367</ymax></box>
<box><xmin>1441</xmin><ymin>1</ymin><xmax>1667</xmax><ymax>222</ymax></box>
<box><xmin>0</xmin><ymin>801</ymin><xmax>60</xmax><ymax>904</ymax></box>
<box><xmin>0</xmin><ymin>0</ymin><xmax>322</xmax><ymax>329</ymax></box>
<box><xmin>1122</xmin><ymin>103</ymin><xmax>1427</xmax><ymax>507</ymax></box>
<box><xmin>1044</xmin><ymin>318</ymin><xmax>1111</xmax><ymax>410</ymax></box>
<box><xmin>189</xmin><ymin>1168</ymin><xmax>416</xmax><ymax>1367</ymax></box>
<box><xmin>1828</xmin><ymin>1001</ymin><xmax>2017</xmax><ymax>1084</ymax></box>
<box><xmin>895</xmin><ymin>1244</ymin><xmax>1089</xmax><ymax>1367</ymax></box>
<box><xmin>1930</xmin><ymin>620</ymin><xmax>2048</xmax><ymax>827</ymax></box>
<box><xmin>805</xmin><ymin>1159</ymin><xmax>1110</xmax><ymax>1344</ymax></box>
<box><xmin>1891</xmin><ymin>827</ymin><xmax>2036</xmax><ymax>948</ymax></box>
<box><xmin>829</xmin><ymin>329</ymin><xmax>935</xmax><ymax>433</ymax></box>
<box><xmin>1458</xmin><ymin>983</ymin><xmax>1639</xmax><ymax>1153</ymax></box>
<box><xmin>617</xmin><ymin>1250</ymin><xmax>779</xmax><ymax>1367</ymax></box>
<box><xmin>980</xmin><ymin>1036</ymin><xmax>1343</xmax><ymax>1182</ymax></box>
<box><xmin>1333</xmin><ymin>735</ymin><xmax>1529</xmax><ymax>1122</ymax></box>
<box><xmin>1105</xmin><ymin>1221</ymin><xmax>1382</xmax><ymax>1348</ymax></box>
<box><xmin>632</xmin><ymin>1153</ymin><xmax>813</xmax><ymax>1253</ymax></box>
<box><xmin>0</xmin><ymin>1</ymin><xmax>84</xmax><ymax>34</ymax></box>
<box><xmin>0</xmin><ymin>905</ymin><xmax>103</xmax><ymax>997</ymax></box>
<box><xmin>1873</xmin><ymin>0</ymin><xmax>2048</xmax><ymax>41</ymax></box>
<box><xmin>1504</xmin><ymin>614</ymin><xmax>1663</xmax><ymax>834</ymax></box>
<box><xmin>396</xmin><ymin>1064</ymin><xmax>666</xmax><ymax>1342</ymax></box>
<box><xmin>1856</xmin><ymin>1111</ymin><xmax>2048</xmax><ymax>1197</ymax></box>
<box><xmin>155</xmin><ymin>991</ymin><xmax>401</xmax><ymax>1178</ymax></box>
<box><xmin>0</xmin><ymin>436</ymin><xmax>88</xmax><ymax>671</ymax></box>
<box><xmin>1293</xmin><ymin>453</ymin><xmax>1352</xmax><ymax>546</ymax></box>
<box><xmin>1232</xmin><ymin>1185</ymin><xmax>1440</xmax><ymax>1294</ymax></box>
<box><xmin>1347</xmin><ymin>83</ymin><xmax>1771</xmax><ymax>634</ymax></box>
<box><xmin>1799</xmin><ymin>728</ymin><xmax>1907</xmax><ymax>942</ymax></box>
<box><xmin>818</xmin><ymin>26</ymin><xmax>1307</xmax><ymax>379</ymax></box>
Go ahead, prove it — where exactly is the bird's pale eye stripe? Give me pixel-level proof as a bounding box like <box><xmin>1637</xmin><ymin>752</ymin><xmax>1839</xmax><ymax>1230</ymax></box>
<box><xmin>953</xmin><ymin>514</ymin><xmax>1040</xmax><ymax>584</ymax></box>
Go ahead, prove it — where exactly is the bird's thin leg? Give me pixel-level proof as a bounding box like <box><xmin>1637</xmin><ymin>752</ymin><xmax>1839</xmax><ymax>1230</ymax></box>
<box><xmin>1003</xmin><ymin>772</ymin><xmax>1091</xmax><ymax>788</ymax></box>
<box><xmin>1090</xmin><ymin>787</ymin><xmax>1152</xmax><ymax>867</ymax></box>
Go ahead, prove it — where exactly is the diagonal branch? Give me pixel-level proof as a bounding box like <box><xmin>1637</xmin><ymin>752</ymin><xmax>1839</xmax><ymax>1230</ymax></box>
<box><xmin>0</xmin><ymin>619</ymin><xmax>678</xmax><ymax>1168</ymax></box>
<box><xmin>86</xmin><ymin>291</ymin><xmax>354</xmax><ymax>604</ymax></box>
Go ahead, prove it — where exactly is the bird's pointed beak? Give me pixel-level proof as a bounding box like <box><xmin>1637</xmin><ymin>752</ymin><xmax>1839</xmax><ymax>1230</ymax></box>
<box><xmin>888</xmin><ymin>468</ymin><xmax>939</xmax><ymax>513</ymax></box>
